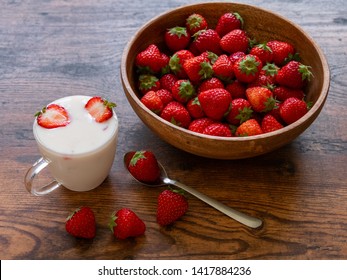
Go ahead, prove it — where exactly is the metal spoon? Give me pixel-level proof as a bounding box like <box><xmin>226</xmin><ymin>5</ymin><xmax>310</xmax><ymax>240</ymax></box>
<box><xmin>124</xmin><ymin>152</ymin><xmax>262</xmax><ymax>229</ymax></box>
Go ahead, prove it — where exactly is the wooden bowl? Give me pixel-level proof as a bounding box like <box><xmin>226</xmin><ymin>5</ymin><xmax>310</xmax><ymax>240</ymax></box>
<box><xmin>120</xmin><ymin>2</ymin><xmax>329</xmax><ymax>159</ymax></box>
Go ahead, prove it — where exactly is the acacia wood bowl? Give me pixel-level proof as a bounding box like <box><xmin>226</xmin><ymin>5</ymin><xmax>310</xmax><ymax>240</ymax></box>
<box><xmin>120</xmin><ymin>2</ymin><xmax>329</xmax><ymax>159</ymax></box>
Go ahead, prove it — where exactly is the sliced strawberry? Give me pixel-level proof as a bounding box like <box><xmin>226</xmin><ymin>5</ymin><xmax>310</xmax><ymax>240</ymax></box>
<box><xmin>85</xmin><ymin>96</ymin><xmax>116</xmax><ymax>123</ymax></box>
<box><xmin>36</xmin><ymin>104</ymin><xmax>70</xmax><ymax>129</ymax></box>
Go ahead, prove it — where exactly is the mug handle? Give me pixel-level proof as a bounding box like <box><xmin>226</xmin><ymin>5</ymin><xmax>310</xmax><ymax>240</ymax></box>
<box><xmin>24</xmin><ymin>157</ymin><xmax>61</xmax><ymax>196</ymax></box>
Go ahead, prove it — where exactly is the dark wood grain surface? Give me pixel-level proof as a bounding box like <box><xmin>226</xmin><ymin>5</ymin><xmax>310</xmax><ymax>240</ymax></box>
<box><xmin>1</xmin><ymin>0</ymin><xmax>346</xmax><ymax>260</ymax></box>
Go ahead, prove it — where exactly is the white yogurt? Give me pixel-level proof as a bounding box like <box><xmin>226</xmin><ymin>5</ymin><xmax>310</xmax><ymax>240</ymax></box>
<box><xmin>33</xmin><ymin>95</ymin><xmax>118</xmax><ymax>191</ymax></box>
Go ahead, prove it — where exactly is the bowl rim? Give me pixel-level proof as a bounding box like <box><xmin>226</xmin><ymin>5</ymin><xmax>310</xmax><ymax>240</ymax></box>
<box><xmin>120</xmin><ymin>1</ymin><xmax>330</xmax><ymax>143</ymax></box>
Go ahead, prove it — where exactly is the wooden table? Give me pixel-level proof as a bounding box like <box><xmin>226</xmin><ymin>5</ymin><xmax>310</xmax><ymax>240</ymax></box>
<box><xmin>1</xmin><ymin>0</ymin><xmax>346</xmax><ymax>260</ymax></box>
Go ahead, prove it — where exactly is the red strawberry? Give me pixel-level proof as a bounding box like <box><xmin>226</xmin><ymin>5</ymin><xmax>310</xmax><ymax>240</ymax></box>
<box><xmin>194</xmin><ymin>29</ymin><xmax>222</xmax><ymax>55</ymax></box>
<box><xmin>157</xmin><ymin>189</ymin><xmax>188</xmax><ymax>226</ymax></box>
<box><xmin>197</xmin><ymin>77</ymin><xmax>224</xmax><ymax>93</ymax></box>
<box><xmin>261</xmin><ymin>114</ymin><xmax>284</xmax><ymax>133</ymax></box>
<box><xmin>171</xmin><ymin>79</ymin><xmax>196</xmax><ymax>104</ymax></box>
<box><xmin>198</xmin><ymin>88</ymin><xmax>232</xmax><ymax>121</ymax></box>
<box><xmin>212</xmin><ymin>54</ymin><xmax>234</xmax><ymax>82</ymax></box>
<box><xmin>276</xmin><ymin>61</ymin><xmax>313</xmax><ymax>89</ymax></box>
<box><xmin>109</xmin><ymin>208</ymin><xmax>146</xmax><ymax>239</ymax></box>
<box><xmin>186</xmin><ymin>97</ymin><xmax>205</xmax><ymax>119</ymax></box>
<box><xmin>185</xmin><ymin>13</ymin><xmax>208</xmax><ymax>35</ymax></box>
<box><xmin>273</xmin><ymin>86</ymin><xmax>305</xmax><ymax>101</ymax></box>
<box><xmin>65</xmin><ymin>206</ymin><xmax>96</xmax><ymax>239</ymax></box>
<box><xmin>229</xmin><ymin>51</ymin><xmax>246</xmax><ymax>64</ymax></box>
<box><xmin>246</xmin><ymin>86</ymin><xmax>276</xmax><ymax>113</ymax></box>
<box><xmin>165</xmin><ymin>26</ymin><xmax>191</xmax><ymax>51</ymax></box>
<box><xmin>84</xmin><ymin>96</ymin><xmax>116</xmax><ymax>123</ymax></box>
<box><xmin>155</xmin><ymin>89</ymin><xmax>173</xmax><ymax>106</ymax></box>
<box><xmin>188</xmin><ymin>117</ymin><xmax>214</xmax><ymax>134</ymax></box>
<box><xmin>138</xmin><ymin>74</ymin><xmax>161</xmax><ymax>95</ymax></box>
<box><xmin>202</xmin><ymin>122</ymin><xmax>232</xmax><ymax>137</ymax></box>
<box><xmin>233</xmin><ymin>54</ymin><xmax>263</xmax><ymax>83</ymax></box>
<box><xmin>160</xmin><ymin>101</ymin><xmax>191</xmax><ymax>128</ymax></box>
<box><xmin>36</xmin><ymin>104</ymin><xmax>70</xmax><ymax>129</ymax></box>
<box><xmin>248</xmin><ymin>69</ymin><xmax>277</xmax><ymax>88</ymax></box>
<box><xmin>268</xmin><ymin>100</ymin><xmax>283</xmax><ymax>122</ymax></box>
<box><xmin>220</xmin><ymin>29</ymin><xmax>249</xmax><ymax>54</ymax></box>
<box><xmin>183</xmin><ymin>54</ymin><xmax>213</xmax><ymax>83</ymax></box>
<box><xmin>225</xmin><ymin>80</ymin><xmax>246</xmax><ymax>99</ymax></box>
<box><xmin>215</xmin><ymin>12</ymin><xmax>243</xmax><ymax>37</ymax></box>
<box><xmin>225</xmin><ymin>98</ymin><xmax>253</xmax><ymax>125</ymax></box>
<box><xmin>249</xmin><ymin>43</ymin><xmax>273</xmax><ymax>64</ymax></box>
<box><xmin>135</xmin><ymin>44</ymin><xmax>167</xmax><ymax>73</ymax></box>
<box><xmin>169</xmin><ymin>50</ymin><xmax>194</xmax><ymax>78</ymax></box>
<box><xmin>267</xmin><ymin>40</ymin><xmax>296</xmax><ymax>66</ymax></box>
<box><xmin>235</xmin><ymin>119</ymin><xmax>263</xmax><ymax>136</ymax></box>
<box><xmin>140</xmin><ymin>91</ymin><xmax>164</xmax><ymax>114</ymax></box>
<box><xmin>127</xmin><ymin>150</ymin><xmax>161</xmax><ymax>184</ymax></box>
<box><xmin>159</xmin><ymin>73</ymin><xmax>178</xmax><ymax>92</ymax></box>
<box><xmin>279</xmin><ymin>97</ymin><xmax>308</xmax><ymax>124</ymax></box>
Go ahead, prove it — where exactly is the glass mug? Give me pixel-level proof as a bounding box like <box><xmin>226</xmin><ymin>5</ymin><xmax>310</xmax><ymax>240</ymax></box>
<box><xmin>25</xmin><ymin>95</ymin><xmax>118</xmax><ymax>195</ymax></box>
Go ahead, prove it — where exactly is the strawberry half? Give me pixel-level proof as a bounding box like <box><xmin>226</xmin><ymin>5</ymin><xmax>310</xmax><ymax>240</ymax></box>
<box><xmin>65</xmin><ymin>206</ymin><xmax>96</xmax><ymax>239</ymax></box>
<box><xmin>85</xmin><ymin>96</ymin><xmax>116</xmax><ymax>123</ymax></box>
<box><xmin>36</xmin><ymin>103</ymin><xmax>70</xmax><ymax>129</ymax></box>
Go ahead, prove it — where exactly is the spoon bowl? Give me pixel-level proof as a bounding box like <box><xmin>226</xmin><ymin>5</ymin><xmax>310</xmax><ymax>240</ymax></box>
<box><xmin>124</xmin><ymin>152</ymin><xmax>263</xmax><ymax>229</ymax></box>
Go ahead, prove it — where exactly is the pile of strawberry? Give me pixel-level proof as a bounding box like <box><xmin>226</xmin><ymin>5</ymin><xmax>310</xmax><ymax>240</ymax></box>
<box><xmin>135</xmin><ymin>12</ymin><xmax>313</xmax><ymax>137</ymax></box>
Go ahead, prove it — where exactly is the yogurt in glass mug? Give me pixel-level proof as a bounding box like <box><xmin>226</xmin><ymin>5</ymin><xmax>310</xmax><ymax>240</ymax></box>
<box><xmin>25</xmin><ymin>95</ymin><xmax>118</xmax><ymax>195</ymax></box>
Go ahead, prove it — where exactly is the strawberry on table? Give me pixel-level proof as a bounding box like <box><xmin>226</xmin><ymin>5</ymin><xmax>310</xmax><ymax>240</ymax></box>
<box><xmin>235</xmin><ymin>118</ymin><xmax>263</xmax><ymax>136</ymax></box>
<box><xmin>165</xmin><ymin>26</ymin><xmax>191</xmax><ymax>51</ymax></box>
<box><xmin>84</xmin><ymin>96</ymin><xmax>116</xmax><ymax>123</ymax></box>
<box><xmin>279</xmin><ymin>97</ymin><xmax>309</xmax><ymax>124</ymax></box>
<box><xmin>127</xmin><ymin>150</ymin><xmax>161</xmax><ymax>184</ymax></box>
<box><xmin>160</xmin><ymin>101</ymin><xmax>191</xmax><ymax>128</ymax></box>
<box><xmin>36</xmin><ymin>103</ymin><xmax>70</xmax><ymax>129</ymax></box>
<box><xmin>246</xmin><ymin>86</ymin><xmax>276</xmax><ymax>113</ymax></box>
<box><xmin>215</xmin><ymin>12</ymin><xmax>243</xmax><ymax>37</ymax></box>
<box><xmin>220</xmin><ymin>29</ymin><xmax>249</xmax><ymax>54</ymax></box>
<box><xmin>185</xmin><ymin>13</ymin><xmax>208</xmax><ymax>36</ymax></box>
<box><xmin>198</xmin><ymin>88</ymin><xmax>232</xmax><ymax>121</ymax></box>
<box><xmin>109</xmin><ymin>208</ymin><xmax>146</xmax><ymax>239</ymax></box>
<box><xmin>157</xmin><ymin>189</ymin><xmax>189</xmax><ymax>226</ymax></box>
<box><xmin>276</xmin><ymin>60</ymin><xmax>313</xmax><ymax>89</ymax></box>
<box><xmin>233</xmin><ymin>54</ymin><xmax>263</xmax><ymax>83</ymax></box>
<box><xmin>65</xmin><ymin>206</ymin><xmax>96</xmax><ymax>239</ymax></box>
<box><xmin>140</xmin><ymin>90</ymin><xmax>164</xmax><ymax>115</ymax></box>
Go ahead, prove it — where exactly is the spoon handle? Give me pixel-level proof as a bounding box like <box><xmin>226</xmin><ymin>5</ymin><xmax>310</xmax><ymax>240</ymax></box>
<box><xmin>165</xmin><ymin>178</ymin><xmax>262</xmax><ymax>229</ymax></box>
